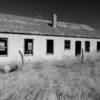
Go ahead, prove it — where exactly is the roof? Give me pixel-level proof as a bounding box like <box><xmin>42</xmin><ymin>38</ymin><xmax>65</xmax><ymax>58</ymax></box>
<box><xmin>0</xmin><ymin>13</ymin><xmax>99</xmax><ymax>39</ymax></box>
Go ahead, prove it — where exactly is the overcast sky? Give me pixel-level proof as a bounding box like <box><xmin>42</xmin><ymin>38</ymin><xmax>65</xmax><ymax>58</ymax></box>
<box><xmin>0</xmin><ymin>0</ymin><xmax>100</xmax><ymax>30</ymax></box>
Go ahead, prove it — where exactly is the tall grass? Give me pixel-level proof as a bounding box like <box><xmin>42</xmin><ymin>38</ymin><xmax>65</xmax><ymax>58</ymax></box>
<box><xmin>1</xmin><ymin>56</ymin><xmax>100</xmax><ymax>100</ymax></box>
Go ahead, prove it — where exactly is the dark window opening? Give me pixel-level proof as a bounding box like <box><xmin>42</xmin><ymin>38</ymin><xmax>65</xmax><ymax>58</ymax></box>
<box><xmin>0</xmin><ymin>38</ymin><xmax>8</xmax><ymax>55</ymax></box>
<box><xmin>64</xmin><ymin>40</ymin><xmax>70</xmax><ymax>49</ymax></box>
<box><xmin>85</xmin><ymin>41</ymin><xmax>90</xmax><ymax>52</ymax></box>
<box><xmin>97</xmin><ymin>41</ymin><xmax>100</xmax><ymax>52</ymax></box>
<box><xmin>47</xmin><ymin>39</ymin><xmax>54</xmax><ymax>54</ymax></box>
<box><xmin>24</xmin><ymin>39</ymin><xmax>33</xmax><ymax>55</ymax></box>
<box><xmin>75</xmin><ymin>41</ymin><xmax>81</xmax><ymax>56</ymax></box>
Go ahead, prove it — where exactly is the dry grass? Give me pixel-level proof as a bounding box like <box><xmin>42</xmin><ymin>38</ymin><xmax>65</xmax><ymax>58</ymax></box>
<box><xmin>0</xmin><ymin>57</ymin><xmax>100</xmax><ymax>100</ymax></box>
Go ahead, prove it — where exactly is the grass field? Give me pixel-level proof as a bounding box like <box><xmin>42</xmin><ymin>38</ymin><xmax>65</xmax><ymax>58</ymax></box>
<box><xmin>0</xmin><ymin>56</ymin><xmax>100</xmax><ymax>100</ymax></box>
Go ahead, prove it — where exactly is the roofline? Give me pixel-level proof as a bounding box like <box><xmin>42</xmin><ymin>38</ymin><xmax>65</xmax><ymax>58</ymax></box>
<box><xmin>0</xmin><ymin>31</ymin><xmax>100</xmax><ymax>39</ymax></box>
<box><xmin>0</xmin><ymin>13</ymin><xmax>96</xmax><ymax>31</ymax></box>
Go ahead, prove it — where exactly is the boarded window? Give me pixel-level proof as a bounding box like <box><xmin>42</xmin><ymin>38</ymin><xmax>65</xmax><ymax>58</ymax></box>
<box><xmin>0</xmin><ymin>38</ymin><xmax>7</xmax><ymax>55</ymax></box>
<box><xmin>47</xmin><ymin>39</ymin><xmax>54</xmax><ymax>54</ymax></box>
<box><xmin>97</xmin><ymin>41</ymin><xmax>100</xmax><ymax>52</ymax></box>
<box><xmin>24</xmin><ymin>39</ymin><xmax>33</xmax><ymax>55</ymax></box>
<box><xmin>64</xmin><ymin>40</ymin><xmax>70</xmax><ymax>49</ymax></box>
<box><xmin>85</xmin><ymin>41</ymin><xmax>90</xmax><ymax>52</ymax></box>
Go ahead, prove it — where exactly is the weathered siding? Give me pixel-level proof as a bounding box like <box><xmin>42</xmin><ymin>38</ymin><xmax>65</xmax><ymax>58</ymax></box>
<box><xmin>0</xmin><ymin>33</ymin><xmax>100</xmax><ymax>65</ymax></box>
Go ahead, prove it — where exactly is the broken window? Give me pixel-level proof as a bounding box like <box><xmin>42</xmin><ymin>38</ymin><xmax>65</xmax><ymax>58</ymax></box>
<box><xmin>24</xmin><ymin>39</ymin><xmax>33</xmax><ymax>55</ymax></box>
<box><xmin>97</xmin><ymin>41</ymin><xmax>100</xmax><ymax>52</ymax></box>
<box><xmin>64</xmin><ymin>40</ymin><xmax>70</xmax><ymax>49</ymax></box>
<box><xmin>85</xmin><ymin>41</ymin><xmax>90</xmax><ymax>52</ymax></box>
<box><xmin>0</xmin><ymin>38</ymin><xmax>8</xmax><ymax>55</ymax></box>
<box><xmin>47</xmin><ymin>39</ymin><xmax>54</xmax><ymax>54</ymax></box>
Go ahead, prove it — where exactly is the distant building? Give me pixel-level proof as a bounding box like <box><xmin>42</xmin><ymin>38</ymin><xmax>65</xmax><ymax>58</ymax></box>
<box><xmin>0</xmin><ymin>13</ymin><xmax>99</xmax><ymax>65</ymax></box>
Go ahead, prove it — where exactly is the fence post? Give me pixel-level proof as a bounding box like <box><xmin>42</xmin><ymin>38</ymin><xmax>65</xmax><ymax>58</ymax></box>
<box><xmin>81</xmin><ymin>48</ymin><xmax>84</xmax><ymax>63</ymax></box>
<box><xmin>19</xmin><ymin>50</ymin><xmax>24</xmax><ymax>65</ymax></box>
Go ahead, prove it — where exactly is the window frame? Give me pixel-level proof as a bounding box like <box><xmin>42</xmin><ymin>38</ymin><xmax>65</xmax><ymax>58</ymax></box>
<box><xmin>46</xmin><ymin>39</ymin><xmax>54</xmax><ymax>54</ymax></box>
<box><xmin>97</xmin><ymin>41</ymin><xmax>100</xmax><ymax>52</ymax></box>
<box><xmin>24</xmin><ymin>39</ymin><xmax>33</xmax><ymax>55</ymax></box>
<box><xmin>64</xmin><ymin>40</ymin><xmax>71</xmax><ymax>50</ymax></box>
<box><xmin>0</xmin><ymin>38</ymin><xmax>8</xmax><ymax>56</ymax></box>
<box><xmin>85</xmin><ymin>41</ymin><xmax>90</xmax><ymax>53</ymax></box>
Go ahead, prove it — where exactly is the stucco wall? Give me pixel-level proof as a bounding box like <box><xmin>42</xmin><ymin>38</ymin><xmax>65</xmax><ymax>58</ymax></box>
<box><xmin>0</xmin><ymin>33</ymin><xmax>99</xmax><ymax>65</ymax></box>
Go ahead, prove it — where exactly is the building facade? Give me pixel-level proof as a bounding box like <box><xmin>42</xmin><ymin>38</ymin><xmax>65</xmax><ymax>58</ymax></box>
<box><xmin>0</xmin><ymin>13</ymin><xmax>99</xmax><ymax>65</ymax></box>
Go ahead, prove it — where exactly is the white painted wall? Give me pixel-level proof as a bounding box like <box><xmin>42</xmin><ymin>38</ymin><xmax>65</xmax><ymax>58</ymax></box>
<box><xmin>0</xmin><ymin>33</ymin><xmax>99</xmax><ymax>65</ymax></box>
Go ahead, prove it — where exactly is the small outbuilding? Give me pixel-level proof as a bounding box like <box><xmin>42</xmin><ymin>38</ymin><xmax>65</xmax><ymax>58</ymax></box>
<box><xmin>0</xmin><ymin>13</ymin><xmax>99</xmax><ymax>65</ymax></box>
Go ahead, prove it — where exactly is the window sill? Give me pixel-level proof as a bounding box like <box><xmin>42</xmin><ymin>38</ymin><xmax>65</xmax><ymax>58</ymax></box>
<box><xmin>0</xmin><ymin>55</ymin><xmax>8</xmax><ymax>57</ymax></box>
<box><xmin>85</xmin><ymin>51</ymin><xmax>90</xmax><ymax>53</ymax></box>
<box><xmin>64</xmin><ymin>49</ymin><xmax>70</xmax><ymax>50</ymax></box>
<box><xmin>47</xmin><ymin>53</ymin><xmax>54</xmax><ymax>55</ymax></box>
<box><xmin>24</xmin><ymin>54</ymin><xmax>33</xmax><ymax>56</ymax></box>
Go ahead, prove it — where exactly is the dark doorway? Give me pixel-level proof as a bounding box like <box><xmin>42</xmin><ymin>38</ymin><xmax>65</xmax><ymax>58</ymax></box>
<box><xmin>75</xmin><ymin>41</ymin><xmax>81</xmax><ymax>56</ymax></box>
<box><xmin>97</xmin><ymin>41</ymin><xmax>100</xmax><ymax>52</ymax></box>
<box><xmin>85</xmin><ymin>41</ymin><xmax>90</xmax><ymax>52</ymax></box>
<box><xmin>47</xmin><ymin>39</ymin><xmax>54</xmax><ymax>54</ymax></box>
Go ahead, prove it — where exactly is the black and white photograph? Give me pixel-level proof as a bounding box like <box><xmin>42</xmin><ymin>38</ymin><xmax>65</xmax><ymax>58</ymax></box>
<box><xmin>0</xmin><ymin>0</ymin><xmax>100</xmax><ymax>100</ymax></box>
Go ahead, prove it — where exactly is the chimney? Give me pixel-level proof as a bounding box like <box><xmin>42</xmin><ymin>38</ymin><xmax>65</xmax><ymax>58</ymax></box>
<box><xmin>52</xmin><ymin>13</ymin><xmax>57</xmax><ymax>28</ymax></box>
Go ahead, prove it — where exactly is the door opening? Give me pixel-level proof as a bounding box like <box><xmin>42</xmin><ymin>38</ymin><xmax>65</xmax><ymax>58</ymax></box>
<box><xmin>75</xmin><ymin>41</ymin><xmax>81</xmax><ymax>56</ymax></box>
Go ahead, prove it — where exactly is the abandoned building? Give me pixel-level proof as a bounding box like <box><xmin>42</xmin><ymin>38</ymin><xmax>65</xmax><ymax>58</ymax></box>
<box><xmin>0</xmin><ymin>13</ymin><xmax>100</xmax><ymax>65</ymax></box>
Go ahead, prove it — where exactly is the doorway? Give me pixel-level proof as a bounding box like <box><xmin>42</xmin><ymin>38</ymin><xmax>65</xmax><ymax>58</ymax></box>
<box><xmin>75</xmin><ymin>41</ymin><xmax>81</xmax><ymax>56</ymax></box>
<box><xmin>47</xmin><ymin>39</ymin><xmax>54</xmax><ymax>54</ymax></box>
